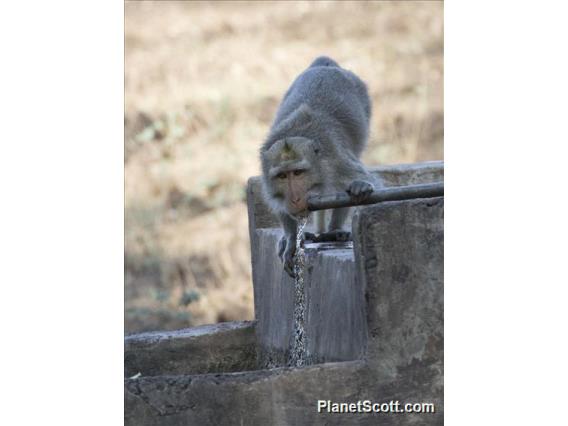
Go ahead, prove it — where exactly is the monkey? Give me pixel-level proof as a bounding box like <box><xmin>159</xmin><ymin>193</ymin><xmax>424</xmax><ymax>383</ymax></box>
<box><xmin>260</xmin><ymin>56</ymin><xmax>381</xmax><ymax>277</ymax></box>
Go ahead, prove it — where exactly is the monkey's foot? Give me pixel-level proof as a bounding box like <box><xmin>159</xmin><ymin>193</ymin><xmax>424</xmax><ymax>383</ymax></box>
<box><xmin>304</xmin><ymin>230</ymin><xmax>351</xmax><ymax>243</ymax></box>
<box><xmin>304</xmin><ymin>231</ymin><xmax>316</xmax><ymax>241</ymax></box>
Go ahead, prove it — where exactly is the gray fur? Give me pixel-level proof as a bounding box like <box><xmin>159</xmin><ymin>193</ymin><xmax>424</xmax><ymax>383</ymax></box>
<box><xmin>260</xmin><ymin>56</ymin><xmax>380</xmax><ymax>276</ymax></box>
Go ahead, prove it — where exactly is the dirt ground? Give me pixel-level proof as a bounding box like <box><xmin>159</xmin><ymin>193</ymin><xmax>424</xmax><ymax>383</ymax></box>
<box><xmin>124</xmin><ymin>1</ymin><xmax>443</xmax><ymax>334</ymax></box>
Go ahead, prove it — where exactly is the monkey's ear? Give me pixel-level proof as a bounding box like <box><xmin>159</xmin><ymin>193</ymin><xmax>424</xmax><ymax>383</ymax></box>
<box><xmin>262</xmin><ymin>138</ymin><xmax>286</xmax><ymax>162</ymax></box>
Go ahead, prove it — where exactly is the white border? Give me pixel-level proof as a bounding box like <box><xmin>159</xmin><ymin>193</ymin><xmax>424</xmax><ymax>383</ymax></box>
<box><xmin>0</xmin><ymin>1</ymin><xmax>124</xmax><ymax>423</ymax></box>
<box><xmin>1</xmin><ymin>1</ymin><xmax>567</xmax><ymax>424</ymax></box>
<box><xmin>446</xmin><ymin>1</ymin><xmax>568</xmax><ymax>424</ymax></box>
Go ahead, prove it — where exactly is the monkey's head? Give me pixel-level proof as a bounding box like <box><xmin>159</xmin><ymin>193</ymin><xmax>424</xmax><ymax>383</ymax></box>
<box><xmin>261</xmin><ymin>137</ymin><xmax>323</xmax><ymax>217</ymax></box>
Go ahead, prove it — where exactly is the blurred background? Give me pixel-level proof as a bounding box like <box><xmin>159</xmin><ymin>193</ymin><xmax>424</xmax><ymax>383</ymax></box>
<box><xmin>125</xmin><ymin>1</ymin><xmax>443</xmax><ymax>334</ymax></box>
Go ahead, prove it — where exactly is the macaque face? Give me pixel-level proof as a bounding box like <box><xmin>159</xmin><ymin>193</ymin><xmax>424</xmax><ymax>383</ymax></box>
<box><xmin>274</xmin><ymin>169</ymin><xmax>309</xmax><ymax>216</ymax></box>
<box><xmin>263</xmin><ymin>137</ymin><xmax>321</xmax><ymax>217</ymax></box>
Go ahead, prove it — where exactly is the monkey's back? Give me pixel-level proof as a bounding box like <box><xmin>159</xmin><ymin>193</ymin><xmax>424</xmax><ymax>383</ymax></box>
<box><xmin>271</xmin><ymin>57</ymin><xmax>371</xmax><ymax>158</ymax></box>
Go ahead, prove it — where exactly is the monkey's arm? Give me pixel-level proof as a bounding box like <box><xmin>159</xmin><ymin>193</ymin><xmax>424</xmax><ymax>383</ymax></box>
<box><xmin>324</xmin><ymin>156</ymin><xmax>380</xmax><ymax>237</ymax></box>
<box><xmin>336</xmin><ymin>156</ymin><xmax>382</xmax><ymax>201</ymax></box>
<box><xmin>277</xmin><ymin>213</ymin><xmax>298</xmax><ymax>278</ymax></box>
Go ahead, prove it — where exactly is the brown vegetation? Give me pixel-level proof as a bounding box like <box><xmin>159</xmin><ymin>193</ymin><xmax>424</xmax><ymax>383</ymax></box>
<box><xmin>125</xmin><ymin>1</ymin><xmax>443</xmax><ymax>333</ymax></box>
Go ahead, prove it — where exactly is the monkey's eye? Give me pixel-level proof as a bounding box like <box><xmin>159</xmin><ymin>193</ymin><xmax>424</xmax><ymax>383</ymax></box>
<box><xmin>293</xmin><ymin>170</ymin><xmax>305</xmax><ymax>176</ymax></box>
<box><xmin>276</xmin><ymin>172</ymin><xmax>287</xmax><ymax>179</ymax></box>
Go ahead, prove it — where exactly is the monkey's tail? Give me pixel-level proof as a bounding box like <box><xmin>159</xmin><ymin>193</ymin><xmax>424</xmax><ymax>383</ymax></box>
<box><xmin>309</xmin><ymin>56</ymin><xmax>339</xmax><ymax>68</ymax></box>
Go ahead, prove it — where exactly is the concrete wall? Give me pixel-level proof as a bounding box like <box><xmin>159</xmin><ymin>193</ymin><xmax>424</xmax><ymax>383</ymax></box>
<box><xmin>124</xmin><ymin>161</ymin><xmax>444</xmax><ymax>425</ymax></box>
<box><xmin>248</xmin><ymin>161</ymin><xmax>443</xmax><ymax>368</ymax></box>
<box><xmin>253</xmin><ymin>229</ymin><xmax>366</xmax><ymax>367</ymax></box>
<box><xmin>125</xmin><ymin>321</ymin><xmax>257</xmax><ymax>377</ymax></box>
<box><xmin>354</xmin><ymin>197</ymin><xmax>444</xmax><ymax>383</ymax></box>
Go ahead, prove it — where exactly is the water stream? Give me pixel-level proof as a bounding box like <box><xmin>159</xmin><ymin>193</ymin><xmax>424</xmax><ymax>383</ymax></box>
<box><xmin>288</xmin><ymin>215</ymin><xmax>309</xmax><ymax>367</ymax></box>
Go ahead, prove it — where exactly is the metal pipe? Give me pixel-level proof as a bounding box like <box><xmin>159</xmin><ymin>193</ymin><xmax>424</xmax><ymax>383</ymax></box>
<box><xmin>307</xmin><ymin>182</ymin><xmax>444</xmax><ymax>211</ymax></box>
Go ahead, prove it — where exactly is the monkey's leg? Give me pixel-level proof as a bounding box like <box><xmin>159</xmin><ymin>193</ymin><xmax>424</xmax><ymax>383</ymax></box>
<box><xmin>323</xmin><ymin>207</ymin><xmax>352</xmax><ymax>242</ymax></box>
<box><xmin>317</xmin><ymin>179</ymin><xmax>373</xmax><ymax>241</ymax></box>
<box><xmin>305</xmin><ymin>210</ymin><xmax>326</xmax><ymax>242</ymax></box>
<box><xmin>315</xmin><ymin>210</ymin><xmax>326</xmax><ymax>234</ymax></box>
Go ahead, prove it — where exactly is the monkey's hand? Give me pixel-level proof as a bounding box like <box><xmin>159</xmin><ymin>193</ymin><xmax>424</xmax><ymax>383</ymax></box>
<box><xmin>278</xmin><ymin>235</ymin><xmax>296</xmax><ymax>278</ymax></box>
<box><xmin>347</xmin><ymin>180</ymin><xmax>374</xmax><ymax>203</ymax></box>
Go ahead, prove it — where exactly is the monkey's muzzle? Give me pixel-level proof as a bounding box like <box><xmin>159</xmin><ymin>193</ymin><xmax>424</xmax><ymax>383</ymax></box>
<box><xmin>288</xmin><ymin>199</ymin><xmax>309</xmax><ymax>218</ymax></box>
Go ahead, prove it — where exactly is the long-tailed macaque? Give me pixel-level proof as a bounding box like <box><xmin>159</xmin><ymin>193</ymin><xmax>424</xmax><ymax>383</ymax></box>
<box><xmin>260</xmin><ymin>56</ymin><xmax>380</xmax><ymax>276</ymax></box>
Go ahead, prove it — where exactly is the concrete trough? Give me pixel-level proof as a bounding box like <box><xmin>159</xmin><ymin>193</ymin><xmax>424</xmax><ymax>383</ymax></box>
<box><xmin>125</xmin><ymin>161</ymin><xmax>444</xmax><ymax>425</ymax></box>
<box><xmin>125</xmin><ymin>321</ymin><xmax>258</xmax><ymax>378</ymax></box>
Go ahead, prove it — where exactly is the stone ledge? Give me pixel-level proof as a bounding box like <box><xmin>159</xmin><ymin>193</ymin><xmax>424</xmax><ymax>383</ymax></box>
<box><xmin>125</xmin><ymin>321</ymin><xmax>257</xmax><ymax>378</ymax></box>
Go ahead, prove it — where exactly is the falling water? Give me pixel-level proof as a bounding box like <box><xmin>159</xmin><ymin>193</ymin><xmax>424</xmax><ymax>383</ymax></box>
<box><xmin>289</xmin><ymin>215</ymin><xmax>309</xmax><ymax>367</ymax></box>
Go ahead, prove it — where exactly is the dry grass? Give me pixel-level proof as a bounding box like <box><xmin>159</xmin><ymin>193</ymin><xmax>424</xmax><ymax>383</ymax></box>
<box><xmin>125</xmin><ymin>0</ymin><xmax>443</xmax><ymax>333</ymax></box>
